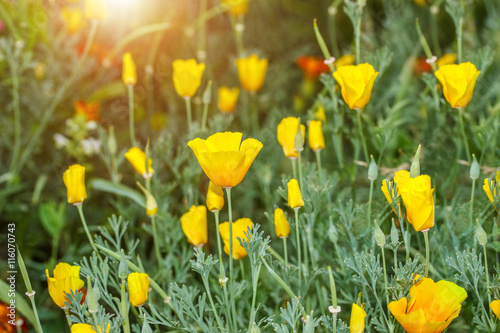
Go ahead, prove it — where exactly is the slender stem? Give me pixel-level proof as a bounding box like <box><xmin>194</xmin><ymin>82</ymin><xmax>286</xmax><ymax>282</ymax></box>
<box><xmin>185</xmin><ymin>97</ymin><xmax>193</xmax><ymax>133</ymax></box>
<box><xmin>201</xmin><ymin>274</ymin><xmax>224</xmax><ymax>331</ymax></box>
<box><xmin>230</xmin><ymin>15</ymin><xmax>244</xmax><ymax>57</ymax></box>
<box><xmin>76</xmin><ymin>204</ymin><xmax>99</xmax><ymax>255</ymax></box>
<box><xmin>458</xmin><ymin>108</ymin><xmax>471</xmax><ymax>162</ymax></box>
<box><xmin>354</xmin><ymin>7</ymin><xmax>362</xmax><ymax>64</ymax></box>
<box><xmin>248</xmin><ymin>264</ymin><xmax>262</xmax><ymax>333</ymax></box>
<box><xmin>483</xmin><ymin>245</ymin><xmax>492</xmax><ymax>306</ymax></box>
<box><xmin>27</xmin><ymin>295</ymin><xmax>43</xmax><ymax>333</ymax></box>
<box><xmin>430</xmin><ymin>9</ymin><xmax>442</xmax><ymax>57</ymax></box>
<box><xmin>121</xmin><ymin>280</ymin><xmax>131</xmax><ymax>333</ymax></box>
<box><xmin>297</xmin><ymin>151</ymin><xmax>304</xmax><ymax>191</ymax></box>
<box><xmin>266</xmin><ymin>246</ymin><xmax>285</xmax><ymax>265</ymax></box>
<box><xmin>381</xmin><ymin>247</ymin><xmax>390</xmax><ymax>318</ymax></box>
<box><xmin>214</xmin><ymin>211</ymin><xmax>223</xmax><ymax>263</ymax></box>
<box><xmin>291</xmin><ymin>158</ymin><xmax>297</xmax><ymax>180</ymax></box>
<box><xmin>368</xmin><ymin>179</ymin><xmax>374</xmax><ymax>227</ymax></box>
<box><xmin>127</xmin><ymin>85</ymin><xmax>137</xmax><ymax>147</ymax></box>
<box><xmin>470</xmin><ymin>179</ymin><xmax>476</xmax><ymax>229</ymax></box>
<box><xmin>315</xmin><ymin>150</ymin><xmax>323</xmax><ymax>183</ymax></box>
<box><xmin>16</xmin><ymin>20</ymin><xmax>98</xmax><ymax>174</ymax></box>
<box><xmin>393</xmin><ymin>247</ymin><xmax>398</xmax><ymax>274</ymax></box>
<box><xmin>225</xmin><ymin>188</ymin><xmax>238</xmax><ymax>331</ymax></box>
<box><xmin>8</xmin><ymin>63</ymin><xmax>21</xmax><ymax>178</ymax></box>
<box><xmin>327</xmin><ymin>266</ymin><xmax>337</xmax><ymax>333</ymax></box>
<box><xmin>457</xmin><ymin>16</ymin><xmax>463</xmax><ymax>64</ymax></box>
<box><xmin>283</xmin><ymin>238</ymin><xmax>288</xmax><ymax>267</ymax></box>
<box><xmin>64</xmin><ymin>308</ymin><xmax>73</xmax><ymax>328</ymax></box>
<box><xmin>214</xmin><ymin>211</ymin><xmax>233</xmax><ymax>332</ymax></box>
<box><xmin>201</xmin><ymin>102</ymin><xmax>209</xmax><ymax>131</ymax></box>
<box><xmin>198</xmin><ymin>0</ymin><xmax>207</xmax><ymax>63</ymax></box>
<box><xmin>250</xmin><ymin>92</ymin><xmax>260</xmax><ymax>133</ymax></box>
<box><xmin>151</xmin><ymin>216</ymin><xmax>162</xmax><ymax>268</ymax></box>
<box><xmin>356</xmin><ymin>109</ymin><xmax>369</xmax><ymax>163</ymax></box>
<box><xmin>294</xmin><ymin>208</ymin><xmax>302</xmax><ymax>293</ymax></box>
<box><xmin>423</xmin><ymin>230</ymin><xmax>430</xmax><ymax>278</ymax></box>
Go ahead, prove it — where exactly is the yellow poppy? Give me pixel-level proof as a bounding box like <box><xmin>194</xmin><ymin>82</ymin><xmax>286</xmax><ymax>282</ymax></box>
<box><xmin>221</xmin><ymin>0</ymin><xmax>249</xmax><ymax>17</ymax></box>
<box><xmin>127</xmin><ymin>272</ymin><xmax>149</xmax><ymax>307</ymax></box>
<box><xmin>350</xmin><ymin>303</ymin><xmax>367</xmax><ymax>333</ymax></box>
<box><xmin>218</xmin><ymin>87</ymin><xmax>240</xmax><ymax>113</ymax></box>
<box><xmin>388</xmin><ymin>277</ymin><xmax>467</xmax><ymax>332</ymax></box>
<box><xmin>219</xmin><ymin>218</ymin><xmax>253</xmax><ymax>260</ymax></box>
<box><xmin>335</xmin><ymin>54</ymin><xmax>355</xmax><ymax>68</ymax></box>
<box><xmin>187</xmin><ymin>132</ymin><xmax>263</xmax><ymax>188</ymax></box>
<box><xmin>381</xmin><ymin>179</ymin><xmax>402</xmax><ymax>217</ymax></box>
<box><xmin>287</xmin><ymin>179</ymin><xmax>304</xmax><ymax>209</ymax></box>
<box><xmin>237</xmin><ymin>55</ymin><xmax>268</xmax><ymax>92</ymax></box>
<box><xmin>124</xmin><ymin>147</ymin><xmax>155</xmax><ymax>179</ymax></box>
<box><xmin>71</xmin><ymin>323</ymin><xmax>110</xmax><ymax>333</ymax></box>
<box><xmin>206</xmin><ymin>181</ymin><xmax>225</xmax><ymax>212</ymax></box>
<box><xmin>308</xmin><ymin>120</ymin><xmax>325</xmax><ymax>152</ymax></box>
<box><xmin>394</xmin><ymin>170</ymin><xmax>434</xmax><ymax>232</ymax></box>
<box><xmin>181</xmin><ymin>205</ymin><xmax>208</xmax><ymax>247</ymax></box>
<box><xmin>63</xmin><ymin>164</ymin><xmax>87</xmax><ymax>205</ymax></box>
<box><xmin>122</xmin><ymin>52</ymin><xmax>137</xmax><ymax>86</ymax></box>
<box><xmin>436</xmin><ymin>54</ymin><xmax>457</xmax><ymax>68</ymax></box>
<box><xmin>277</xmin><ymin>117</ymin><xmax>306</xmax><ymax>159</ymax></box>
<box><xmin>172</xmin><ymin>59</ymin><xmax>205</xmax><ymax>98</ymax></box>
<box><xmin>434</xmin><ymin>62</ymin><xmax>480</xmax><ymax>109</ymax></box>
<box><xmin>333</xmin><ymin>63</ymin><xmax>379</xmax><ymax>110</ymax></box>
<box><xmin>46</xmin><ymin>263</ymin><xmax>84</xmax><ymax>308</ymax></box>
<box><xmin>274</xmin><ymin>208</ymin><xmax>290</xmax><ymax>238</ymax></box>
<box><xmin>490</xmin><ymin>300</ymin><xmax>500</xmax><ymax>320</ymax></box>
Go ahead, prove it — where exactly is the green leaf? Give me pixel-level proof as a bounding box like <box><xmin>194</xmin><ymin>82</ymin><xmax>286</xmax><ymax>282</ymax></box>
<box><xmin>90</xmin><ymin>178</ymin><xmax>145</xmax><ymax>208</ymax></box>
<box><xmin>39</xmin><ymin>201</ymin><xmax>66</xmax><ymax>238</ymax></box>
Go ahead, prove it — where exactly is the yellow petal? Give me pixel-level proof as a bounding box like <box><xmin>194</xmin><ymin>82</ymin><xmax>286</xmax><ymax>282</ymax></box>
<box><xmin>349</xmin><ymin>303</ymin><xmax>366</xmax><ymax>333</ymax></box>
<box><xmin>63</xmin><ymin>165</ymin><xmax>87</xmax><ymax>205</ymax></box>
<box><xmin>287</xmin><ymin>179</ymin><xmax>304</xmax><ymax>209</ymax></box>
<box><xmin>274</xmin><ymin>208</ymin><xmax>290</xmax><ymax>238</ymax></box>
<box><xmin>490</xmin><ymin>300</ymin><xmax>500</xmax><ymax>320</ymax></box>
<box><xmin>127</xmin><ymin>272</ymin><xmax>149</xmax><ymax>307</ymax></box>
<box><xmin>206</xmin><ymin>181</ymin><xmax>225</xmax><ymax>212</ymax></box>
<box><xmin>181</xmin><ymin>205</ymin><xmax>208</xmax><ymax>246</ymax></box>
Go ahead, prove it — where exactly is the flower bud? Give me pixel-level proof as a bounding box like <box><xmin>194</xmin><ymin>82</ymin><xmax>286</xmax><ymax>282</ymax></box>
<box><xmin>107</xmin><ymin>126</ymin><xmax>117</xmax><ymax>155</ymax></box>
<box><xmin>86</xmin><ymin>276</ymin><xmax>99</xmax><ymax>314</ymax></box>
<box><xmin>294</xmin><ymin>119</ymin><xmax>304</xmax><ymax>152</ymax></box>
<box><xmin>122</xmin><ymin>52</ymin><xmax>137</xmax><ymax>86</ymax></box>
<box><xmin>250</xmin><ymin>324</ymin><xmax>261</xmax><ymax>333</ymax></box>
<box><xmin>136</xmin><ymin>182</ymin><xmax>158</xmax><ymax>217</ymax></box>
<box><xmin>202</xmin><ymin>80</ymin><xmax>213</xmax><ymax>105</ymax></box>
<box><xmin>118</xmin><ymin>250</ymin><xmax>128</xmax><ymax>280</ymax></box>
<box><xmin>63</xmin><ymin>164</ymin><xmax>87</xmax><ymax>205</ymax></box>
<box><xmin>274</xmin><ymin>208</ymin><xmax>290</xmax><ymax>238</ymax></box>
<box><xmin>308</xmin><ymin>120</ymin><xmax>325</xmax><ymax>152</ymax></box>
<box><xmin>470</xmin><ymin>154</ymin><xmax>479</xmax><ymax>180</ymax></box>
<box><xmin>127</xmin><ymin>272</ymin><xmax>150</xmax><ymax>307</ymax></box>
<box><xmin>476</xmin><ymin>220</ymin><xmax>488</xmax><ymax>246</ymax></box>
<box><xmin>217</xmin><ymin>87</ymin><xmax>240</xmax><ymax>113</ymax></box>
<box><xmin>141</xmin><ymin>319</ymin><xmax>152</xmax><ymax>333</ymax></box>
<box><xmin>373</xmin><ymin>220</ymin><xmax>385</xmax><ymax>247</ymax></box>
<box><xmin>125</xmin><ymin>147</ymin><xmax>155</xmax><ymax>179</ymax></box>
<box><xmin>206</xmin><ymin>181</ymin><xmax>224</xmax><ymax>212</ymax></box>
<box><xmin>287</xmin><ymin>179</ymin><xmax>304</xmax><ymax>209</ymax></box>
<box><xmin>390</xmin><ymin>219</ymin><xmax>399</xmax><ymax>246</ymax></box>
<box><xmin>368</xmin><ymin>155</ymin><xmax>378</xmax><ymax>181</ymax></box>
<box><xmin>410</xmin><ymin>144</ymin><xmax>421</xmax><ymax>178</ymax></box>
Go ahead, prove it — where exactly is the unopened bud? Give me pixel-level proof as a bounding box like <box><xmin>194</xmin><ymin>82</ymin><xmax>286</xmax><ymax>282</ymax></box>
<box><xmin>470</xmin><ymin>154</ymin><xmax>479</xmax><ymax>180</ymax></box>
<box><xmin>202</xmin><ymin>80</ymin><xmax>213</xmax><ymax>105</ymax></box>
<box><xmin>142</xmin><ymin>318</ymin><xmax>152</xmax><ymax>333</ymax></box>
<box><xmin>250</xmin><ymin>323</ymin><xmax>261</xmax><ymax>333</ymax></box>
<box><xmin>86</xmin><ymin>276</ymin><xmax>99</xmax><ymax>314</ymax></box>
<box><xmin>373</xmin><ymin>220</ymin><xmax>385</xmax><ymax>247</ymax></box>
<box><xmin>410</xmin><ymin>144</ymin><xmax>421</xmax><ymax>178</ymax></box>
<box><xmin>294</xmin><ymin>118</ymin><xmax>304</xmax><ymax>152</ymax></box>
<box><xmin>107</xmin><ymin>126</ymin><xmax>117</xmax><ymax>155</ymax></box>
<box><xmin>476</xmin><ymin>220</ymin><xmax>488</xmax><ymax>246</ymax></box>
<box><xmin>390</xmin><ymin>219</ymin><xmax>399</xmax><ymax>245</ymax></box>
<box><xmin>136</xmin><ymin>182</ymin><xmax>158</xmax><ymax>217</ymax></box>
<box><xmin>118</xmin><ymin>249</ymin><xmax>128</xmax><ymax>279</ymax></box>
<box><xmin>368</xmin><ymin>155</ymin><xmax>378</xmax><ymax>181</ymax></box>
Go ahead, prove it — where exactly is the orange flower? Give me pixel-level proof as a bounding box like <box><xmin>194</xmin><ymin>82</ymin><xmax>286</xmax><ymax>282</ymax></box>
<box><xmin>389</xmin><ymin>277</ymin><xmax>467</xmax><ymax>333</ymax></box>
<box><xmin>296</xmin><ymin>56</ymin><xmax>330</xmax><ymax>80</ymax></box>
<box><xmin>74</xmin><ymin>101</ymin><xmax>100</xmax><ymax>122</ymax></box>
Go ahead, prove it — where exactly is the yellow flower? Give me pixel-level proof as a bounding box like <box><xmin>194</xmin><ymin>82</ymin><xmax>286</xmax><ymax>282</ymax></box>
<box><xmin>393</xmin><ymin>170</ymin><xmax>434</xmax><ymax>232</ymax></box>
<box><xmin>127</xmin><ymin>272</ymin><xmax>149</xmax><ymax>307</ymax></box>
<box><xmin>350</xmin><ymin>303</ymin><xmax>367</xmax><ymax>333</ymax></box>
<box><xmin>172</xmin><ymin>59</ymin><xmax>205</xmax><ymax>98</ymax></box>
<box><xmin>61</xmin><ymin>7</ymin><xmax>86</xmax><ymax>34</ymax></box>
<box><xmin>434</xmin><ymin>62</ymin><xmax>480</xmax><ymax>109</ymax></box>
<box><xmin>136</xmin><ymin>183</ymin><xmax>158</xmax><ymax>217</ymax></box>
<box><xmin>63</xmin><ymin>164</ymin><xmax>87</xmax><ymax>205</ymax></box>
<box><xmin>206</xmin><ymin>181</ymin><xmax>225</xmax><ymax>212</ymax></box>
<box><xmin>335</xmin><ymin>54</ymin><xmax>355</xmax><ymax>68</ymax></box>
<box><xmin>274</xmin><ymin>208</ymin><xmax>290</xmax><ymax>238</ymax></box>
<box><xmin>287</xmin><ymin>179</ymin><xmax>304</xmax><ymax>209</ymax></box>
<box><xmin>181</xmin><ymin>205</ymin><xmax>208</xmax><ymax>247</ymax></box>
<box><xmin>124</xmin><ymin>147</ymin><xmax>154</xmax><ymax>179</ymax></box>
<box><xmin>414</xmin><ymin>0</ymin><xmax>432</xmax><ymax>7</ymax></box>
<box><xmin>218</xmin><ymin>87</ymin><xmax>240</xmax><ymax>113</ymax></box>
<box><xmin>46</xmin><ymin>263</ymin><xmax>84</xmax><ymax>308</ymax></box>
<box><xmin>381</xmin><ymin>179</ymin><xmax>402</xmax><ymax>217</ymax></box>
<box><xmin>277</xmin><ymin>117</ymin><xmax>306</xmax><ymax>159</ymax></box>
<box><xmin>308</xmin><ymin>120</ymin><xmax>325</xmax><ymax>152</ymax></box>
<box><xmin>483</xmin><ymin>174</ymin><xmax>500</xmax><ymax>212</ymax></box>
<box><xmin>237</xmin><ymin>55</ymin><xmax>268</xmax><ymax>92</ymax></box>
<box><xmin>333</xmin><ymin>63</ymin><xmax>379</xmax><ymax>110</ymax></box>
<box><xmin>219</xmin><ymin>218</ymin><xmax>253</xmax><ymax>260</ymax></box>
<box><xmin>122</xmin><ymin>52</ymin><xmax>137</xmax><ymax>86</ymax></box>
<box><xmin>71</xmin><ymin>323</ymin><xmax>110</xmax><ymax>333</ymax></box>
<box><xmin>84</xmin><ymin>0</ymin><xmax>108</xmax><ymax>21</ymax></box>
<box><xmin>187</xmin><ymin>132</ymin><xmax>263</xmax><ymax>188</ymax></box>
<box><xmin>436</xmin><ymin>54</ymin><xmax>457</xmax><ymax>68</ymax></box>
<box><xmin>221</xmin><ymin>0</ymin><xmax>249</xmax><ymax>17</ymax></box>
<box><xmin>490</xmin><ymin>300</ymin><xmax>500</xmax><ymax>319</ymax></box>
<box><xmin>388</xmin><ymin>277</ymin><xmax>467</xmax><ymax>332</ymax></box>
<box><xmin>314</xmin><ymin>105</ymin><xmax>326</xmax><ymax>123</ymax></box>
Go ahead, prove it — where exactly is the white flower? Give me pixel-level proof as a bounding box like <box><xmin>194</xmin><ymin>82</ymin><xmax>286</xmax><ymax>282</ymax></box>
<box><xmin>81</xmin><ymin>138</ymin><xmax>101</xmax><ymax>156</ymax></box>
<box><xmin>53</xmin><ymin>134</ymin><xmax>69</xmax><ymax>149</ymax></box>
<box><xmin>86</xmin><ymin>121</ymin><xmax>98</xmax><ymax>130</ymax></box>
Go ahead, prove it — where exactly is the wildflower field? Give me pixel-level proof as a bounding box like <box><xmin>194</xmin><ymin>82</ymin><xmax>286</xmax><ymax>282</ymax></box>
<box><xmin>1</xmin><ymin>0</ymin><xmax>500</xmax><ymax>332</ymax></box>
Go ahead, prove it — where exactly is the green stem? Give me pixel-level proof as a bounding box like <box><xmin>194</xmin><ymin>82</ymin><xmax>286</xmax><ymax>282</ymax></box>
<box><xmin>291</xmin><ymin>158</ymin><xmax>297</xmax><ymax>180</ymax></box>
<box><xmin>327</xmin><ymin>266</ymin><xmax>337</xmax><ymax>333</ymax></box>
<box><xmin>17</xmin><ymin>249</ymin><xmax>43</xmax><ymax>333</ymax></box>
<box><xmin>315</xmin><ymin>150</ymin><xmax>323</xmax><ymax>183</ymax></box>
<box><xmin>201</xmin><ymin>274</ymin><xmax>224</xmax><ymax>331</ymax></box>
<box><xmin>198</xmin><ymin>0</ymin><xmax>207</xmax><ymax>63</ymax></box>
<box><xmin>458</xmin><ymin>108</ymin><xmax>471</xmax><ymax>162</ymax></box>
<box><xmin>294</xmin><ymin>208</ymin><xmax>302</xmax><ymax>293</ymax></box>
<box><xmin>8</xmin><ymin>63</ymin><xmax>21</xmax><ymax>178</ymax></box>
<box><xmin>283</xmin><ymin>238</ymin><xmax>288</xmax><ymax>267</ymax></box>
<box><xmin>76</xmin><ymin>204</ymin><xmax>99</xmax><ymax>255</ymax></box>
<box><xmin>230</xmin><ymin>15</ymin><xmax>245</xmax><ymax>57</ymax></box>
<box><xmin>201</xmin><ymin>102</ymin><xmax>209</xmax><ymax>131</ymax></box>
<box><xmin>248</xmin><ymin>264</ymin><xmax>262</xmax><ymax>333</ymax></box>
<box><xmin>250</xmin><ymin>92</ymin><xmax>260</xmax><ymax>134</ymax></box>
<box><xmin>457</xmin><ymin>16</ymin><xmax>463</xmax><ymax>64</ymax></box>
<box><xmin>354</xmin><ymin>7</ymin><xmax>362</xmax><ymax>64</ymax></box>
<box><xmin>185</xmin><ymin>97</ymin><xmax>193</xmax><ymax>134</ymax></box>
<box><xmin>381</xmin><ymin>246</ymin><xmax>390</xmax><ymax>318</ymax></box>
<box><xmin>297</xmin><ymin>151</ymin><xmax>304</xmax><ymax>191</ymax></box>
<box><xmin>423</xmin><ymin>230</ymin><xmax>430</xmax><ymax>278</ymax></box>
<box><xmin>121</xmin><ymin>280</ymin><xmax>131</xmax><ymax>333</ymax></box>
<box><xmin>470</xmin><ymin>179</ymin><xmax>476</xmax><ymax>229</ymax></box>
<box><xmin>430</xmin><ymin>8</ymin><xmax>442</xmax><ymax>57</ymax></box>
<box><xmin>483</xmin><ymin>245</ymin><xmax>492</xmax><ymax>306</ymax></box>
<box><xmin>214</xmin><ymin>211</ymin><xmax>233</xmax><ymax>332</ymax></box>
<box><xmin>368</xmin><ymin>179</ymin><xmax>374</xmax><ymax>227</ymax></box>
<box><xmin>151</xmin><ymin>216</ymin><xmax>162</xmax><ymax>268</ymax></box>
<box><xmin>225</xmin><ymin>187</ymin><xmax>238</xmax><ymax>331</ymax></box>
<box><xmin>356</xmin><ymin>109</ymin><xmax>369</xmax><ymax>163</ymax></box>
<box><xmin>64</xmin><ymin>308</ymin><xmax>73</xmax><ymax>328</ymax></box>
<box><xmin>16</xmin><ymin>20</ymin><xmax>98</xmax><ymax>174</ymax></box>
<box><xmin>127</xmin><ymin>85</ymin><xmax>137</xmax><ymax>147</ymax></box>
<box><xmin>260</xmin><ymin>255</ymin><xmax>307</xmax><ymax>317</ymax></box>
